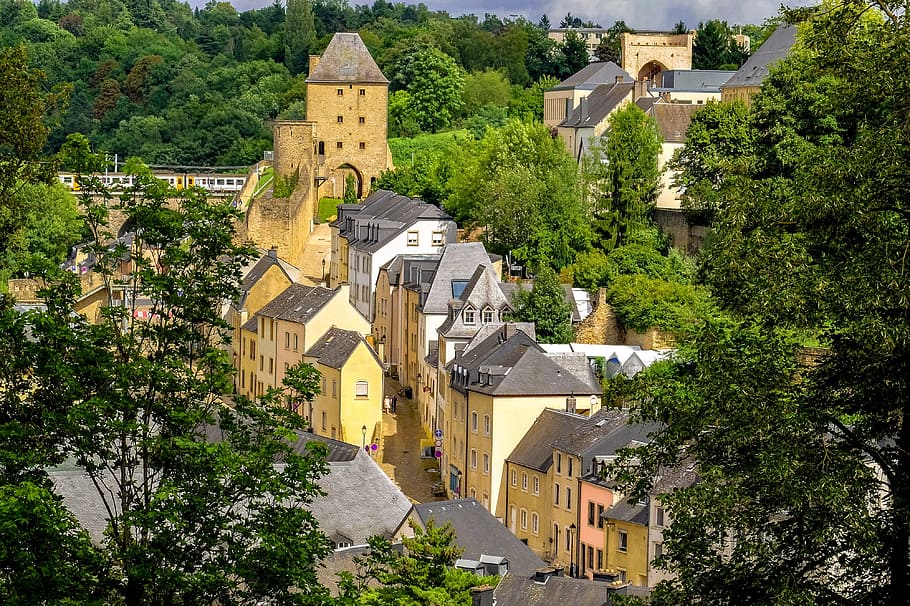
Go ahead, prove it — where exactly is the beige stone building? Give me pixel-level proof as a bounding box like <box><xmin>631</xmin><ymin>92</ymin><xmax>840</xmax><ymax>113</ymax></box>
<box><xmin>620</xmin><ymin>31</ymin><xmax>694</xmax><ymax>84</ymax></box>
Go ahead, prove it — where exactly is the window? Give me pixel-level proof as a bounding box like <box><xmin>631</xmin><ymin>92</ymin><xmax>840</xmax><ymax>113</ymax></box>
<box><xmin>321</xmin><ymin>412</ymin><xmax>327</xmax><ymax>430</ymax></box>
<box><xmin>359</xmin><ymin>116</ymin><xmax>365</xmax><ymax>124</ymax></box>
<box><xmin>588</xmin><ymin>546</ymin><xmax>594</xmax><ymax>570</ymax></box>
<box><xmin>259</xmin><ymin>355</ymin><xmax>264</xmax><ymax>371</ymax></box>
<box><xmin>588</xmin><ymin>502</ymin><xmax>596</xmax><ymax>525</ymax></box>
<box><xmin>483</xmin><ymin>453</ymin><xmax>489</xmax><ymax>474</ymax></box>
<box><xmin>618</xmin><ymin>530</ymin><xmax>628</xmax><ymax>552</ymax></box>
<box><xmin>483</xmin><ymin>414</ymin><xmax>491</xmax><ymax>435</ymax></box>
<box><xmin>268</xmin><ymin>358</ymin><xmax>273</xmax><ymax>374</ymax></box>
<box><xmin>520</xmin><ymin>509</ymin><xmax>528</xmax><ymax>530</ymax></box>
<box><xmin>554</xmin><ymin>483</ymin><xmax>560</xmax><ymax>505</ymax></box>
<box><xmin>359</xmin><ymin>88</ymin><xmax>365</xmax><ymax>95</ymax></box>
<box><xmin>482</xmin><ymin>493</ymin><xmax>489</xmax><ymax>509</ymax></box>
<box><xmin>597</xmin><ymin>505</ymin><xmax>605</xmax><ymax>528</ymax></box>
<box><xmin>336</xmin><ymin>141</ymin><xmax>343</xmax><ymax>149</ymax></box>
<box><xmin>568</xmin><ymin>457</ymin><xmax>573</xmax><ymax>477</ymax></box>
<box><xmin>355</xmin><ymin>380</ymin><xmax>368</xmax><ymax>398</ymax></box>
<box><xmin>471</xmin><ymin>411</ymin><xmax>478</xmax><ymax>432</ymax></box>
<box><xmin>656</xmin><ymin>506</ymin><xmax>665</xmax><ymax>528</ymax></box>
<box><xmin>463</xmin><ymin>308</ymin><xmax>475</xmax><ymax>324</ymax></box>
<box><xmin>511</xmin><ymin>470</ymin><xmax>517</xmax><ymax>486</ymax></box>
<box><xmin>322</xmin><ymin>376</ymin><xmax>327</xmax><ymax>393</ymax></box>
<box><xmin>470</xmin><ymin>487</ymin><xmax>476</xmax><ymax>498</ymax></box>
<box><xmin>470</xmin><ymin>449</ymin><xmax>477</xmax><ymax>469</ymax></box>
<box><xmin>521</xmin><ymin>473</ymin><xmax>528</xmax><ymax>491</ymax></box>
<box><xmin>285</xmin><ymin>332</ymin><xmax>290</xmax><ymax>349</ymax></box>
<box><xmin>359</xmin><ymin>142</ymin><xmax>366</xmax><ymax>150</ymax></box>
<box><xmin>337</xmin><ymin>115</ymin><xmax>343</xmax><ymax>123</ymax></box>
<box><xmin>482</xmin><ymin>308</ymin><xmax>494</xmax><ymax>323</ymax></box>
<box><xmin>431</xmin><ymin>231</ymin><xmax>444</xmax><ymax>246</ymax></box>
<box><xmin>531</xmin><ymin>512</ymin><xmax>539</xmax><ymax>534</ymax></box>
<box><xmin>407</xmin><ymin>231</ymin><xmax>419</xmax><ymax>246</ymax></box>
<box><xmin>337</xmin><ymin>88</ymin><xmax>344</xmax><ymax>95</ymax></box>
<box><xmin>556</xmin><ymin>452</ymin><xmax>562</xmax><ymax>474</ymax></box>
<box><xmin>293</xmin><ymin>334</ymin><xmax>298</xmax><ymax>351</ymax></box>
<box><xmin>533</xmin><ymin>476</ymin><xmax>539</xmax><ymax>495</ymax></box>
<box><xmin>332</xmin><ymin>380</ymin><xmax>337</xmax><ymax>398</ymax></box>
<box><xmin>597</xmin><ymin>549</ymin><xmax>604</xmax><ymax>569</ymax></box>
<box><xmin>654</xmin><ymin>542</ymin><xmax>663</xmax><ymax>559</ymax></box>
<box><xmin>566</xmin><ymin>529</ymin><xmax>572</xmax><ymax>552</ymax></box>
<box><xmin>566</xmin><ymin>487</ymin><xmax>572</xmax><ymax>510</ymax></box>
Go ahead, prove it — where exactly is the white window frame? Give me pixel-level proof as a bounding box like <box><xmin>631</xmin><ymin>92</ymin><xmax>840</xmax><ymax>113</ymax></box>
<box><xmin>406</xmin><ymin>231</ymin><xmax>419</xmax><ymax>246</ymax></box>
<box><xmin>355</xmin><ymin>380</ymin><xmax>368</xmax><ymax>398</ymax></box>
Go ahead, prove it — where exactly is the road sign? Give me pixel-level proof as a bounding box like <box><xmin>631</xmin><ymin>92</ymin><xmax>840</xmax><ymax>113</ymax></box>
<box><xmin>434</xmin><ymin>429</ymin><xmax>443</xmax><ymax>438</ymax></box>
<box><xmin>435</xmin><ymin>439</ymin><xmax>443</xmax><ymax>447</ymax></box>
<box><xmin>434</xmin><ymin>448</ymin><xmax>442</xmax><ymax>458</ymax></box>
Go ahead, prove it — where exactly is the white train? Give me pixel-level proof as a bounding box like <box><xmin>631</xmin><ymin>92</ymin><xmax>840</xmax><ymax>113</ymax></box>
<box><xmin>58</xmin><ymin>172</ymin><xmax>247</xmax><ymax>194</ymax></box>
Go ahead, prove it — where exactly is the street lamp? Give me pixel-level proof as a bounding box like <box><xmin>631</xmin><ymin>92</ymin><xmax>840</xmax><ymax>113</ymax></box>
<box><xmin>569</xmin><ymin>523</ymin><xmax>577</xmax><ymax>578</ymax></box>
<box><xmin>361</xmin><ymin>424</ymin><xmax>367</xmax><ymax>450</ymax></box>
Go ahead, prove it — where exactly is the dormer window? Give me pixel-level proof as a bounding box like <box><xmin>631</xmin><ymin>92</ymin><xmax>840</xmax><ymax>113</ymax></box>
<box><xmin>464</xmin><ymin>307</ymin><xmax>476</xmax><ymax>325</ymax></box>
<box><xmin>482</xmin><ymin>307</ymin><xmax>494</xmax><ymax>323</ymax></box>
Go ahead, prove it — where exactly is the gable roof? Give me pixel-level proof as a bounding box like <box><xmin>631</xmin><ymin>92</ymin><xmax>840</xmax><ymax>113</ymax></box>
<box><xmin>550</xmin><ymin>61</ymin><xmax>632</xmax><ymax>92</ymax></box>
<box><xmin>559</xmin><ymin>81</ymin><xmax>634</xmax><ymax>129</ymax></box>
<box><xmin>235</xmin><ymin>250</ymin><xmax>300</xmax><ymax>312</ymax></box>
<box><xmin>723</xmin><ymin>24</ymin><xmax>797</xmax><ymax>89</ymax></box>
<box><xmin>335</xmin><ymin>190</ymin><xmax>452</xmax><ymax>254</ymax></box>
<box><xmin>438</xmin><ymin>265</ymin><xmax>511</xmax><ymax>338</ymax></box>
<box><xmin>645</xmin><ymin>102</ymin><xmax>701</xmax><ymax>143</ymax></box>
<box><xmin>412</xmin><ymin>499</ymin><xmax>546</xmax><ymax>576</ymax></box>
<box><xmin>256</xmin><ymin>284</ymin><xmax>336</xmax><ymax>324</ymax></box>
<box><xmin>306</xmin><ymin>326</ymin><xmax>380</xmax><ymax>369</ymax></box>
<box><xmin>306</xmin><ymin>32</ymin><xmax>389</xmax><ymax>84</ymax></box>
<box><xmin>421</xmin><ymin>243</ymin><xmax>494</xmax><ymax>314</ymax></box>
<box><xmin>507</xmin><ymin>408</ymin><xmax>587</xmax><ymax>471</ymax></box>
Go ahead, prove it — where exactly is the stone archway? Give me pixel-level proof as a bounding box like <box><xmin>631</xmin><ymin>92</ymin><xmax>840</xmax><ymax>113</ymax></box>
<box><xmin>337</xmin><ymin>163</ymin><xmax>364</xmax><ymax>199</ymax></box>
<box><xmin>638</xmin><ymin>60</ymin><xmax>669</xmax><ymax>86</ymax></box>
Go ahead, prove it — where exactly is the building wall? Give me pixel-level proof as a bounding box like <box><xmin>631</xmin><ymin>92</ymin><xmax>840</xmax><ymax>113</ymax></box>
<box><xmin>310</xmin><ymin>363</ymin><xmax>342</xmax><ymax>439</ymax></box>
<box><xmin>620</xmin><ymin>32</ymin><xmax>694</xmax><ymax>81</ymax></box>
<box><xmin>372</xmin><ymin>267</ymin><xmax>393</xmax><ymax>366</ymax></box>
<box><xmin>334</xmin><ymin>341</ymin><xmax>384</xmax><ymax>451</ymax></box>
<box><xmin>721</xmin><ymin>85</ymin><xmax>760</xmax><ymax>105</ymax></box>
<box><xmin>578</xmin><ymin>480</ymin><xmax>616</xmax><ymax>577</ymax></box>
<box><xmin>304</xmin><ymin>285</ymin><xmax>369</xmax><ymax>352</ymax></box>
<box><xmin>238</xmin><ymin>325</ymin><xmax>259</xmax><ymax>399</ymax></box>
<box><xmin>647</xmin><ymin>497</ymin><xmax>672</xmax><ymax>587</ymax></box>
<box><xmin>655</xmin><ymin>141</ymin><xmax>684</xmax><ymax>210</ymax></box>
<box><xmin>230</xmin><ymin>262</ymin><xmax>295</xmax><ymax>377</ymax></box>
<box><xmin>549</xmin><ymin>449</ymin><xmax>581</xmax><ymax>567</ymax></box>
<box><xmin>502</xmin><ymin>461</ymin><xmax>552</xmax><ymax>560</ymax></box>
<box><xmin>604</xmin><ymin>517</ymin><xmax>650</xmax><ymax>586</ymax></box>
<box><xmin>254</xmin><ymin>315</ymin><xmax>280</xmax><ymax>392</ymax></box>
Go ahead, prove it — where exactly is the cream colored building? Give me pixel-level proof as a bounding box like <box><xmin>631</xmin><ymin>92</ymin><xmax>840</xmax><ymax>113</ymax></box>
<box><xmin>620</xmin><ymin>31</ymin><xmax>694</xmax><ymax>84</ymax></box>
<box><xmin>543</xmin><ymin>62</ymin><xmax>632</xmax><ymax>128</ymax></box>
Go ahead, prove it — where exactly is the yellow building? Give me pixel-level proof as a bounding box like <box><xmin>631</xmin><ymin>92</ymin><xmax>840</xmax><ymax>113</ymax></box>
<box><xmin>602</xmin><ymin>499</ymin><xmax>651</xmax><ymax>587</ymax></box>
<box><xmin>441</xmin><ymin>325</ymin><xmax>601</xmax><ymax>517</ymax></box>
<box><xmin>304</xmin><ymin>326</ymin><xmax>384</xmax><ymax>452</ymax></box>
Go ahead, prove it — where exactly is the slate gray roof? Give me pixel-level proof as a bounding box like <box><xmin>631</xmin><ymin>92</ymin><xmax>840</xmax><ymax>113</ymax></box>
<box><xmin>421</xmin><ymin>243</ymin><xmax>493</xmax><ymax>314</ymax></box>
<box><xmin>335</xmin><ymin>190</ymin><xmax>452</xmax><ymax>254</ymax></box>
<box><xmin>234</xmin><ymin>249</ymin><xmax>300</xmax><ymax>312</ymax></box>
<box><xmin>381</xmin><ymin>254</ymin><xmax>440</xmax><ymax>285</ymax></box>
<box><xmin>549</xmin><ymin>408</ymin><xmax>630</xmax><ymax>456</ymax></box>
<box><xmin>305</xmin><ymin>326</ymin><xmax>379</xmax><ymax>369</ymax></box>
<box><xmin>634</xmin><ymin>96</ymin><xmax>659</xmax><ymax>113</ymax></box>
<box><xmin>657</xmin><ymin>69</ymin><xmax>736</xmax><ymax>91</ymax></box>
<box><xmin>438</xmin><ymin>265</ymin><xmax>512</xmax><ymax>339</ymax></box>
<box><xmin>559</xmin><ymin>82</ymin><xmax>634</xmax><ymax>129</ymax></box>
<box><xmin>256</xmin><ymin>284</ymin><xmax>336</xmax><ymax>323</ymax></box>
<box><xmin>507</xmin><ymin>408</ymin><xmax>587</xmax><ymax>471</ymax></box>
<box><xmin>450</xmin><ymin>327</ymin><xmax>600</xmax><ymax>397</ymax></box>
<box><xmin>723</xmin><ymin>24</ymin><xmax>797</xmax><ymax>89</ymax></box>
<box><xmin>550</xmin><ymin>61</ymin><xmax>632</xmax><ymax>92</ymax></box>
<box><xmin>493</xmin><ymin>572</ymin><xmax>612</xmax><ymax>606</ymax></box>
<box><xmin>306</xmin><ymin>32</ymin><xmax>389</xmax><ymax>84</ymax></box>
<box><xmin>413</xmin><ymin>499</ymin><xmax>546</xmax><ymax>576</ymax></box>
<box><xmin>241</xmin><ymin>315</ymin><xmax>258</xmax><ymax>332</ymax></box>
<box><xmin>603</xmin><ymin>498</ymin><xmax>649</xmax><ymax>526</ymax></box>
<box><xmin>50</xmin><ymin>428</ymin><xmax>382</xmax><ymax>544</ymax></box>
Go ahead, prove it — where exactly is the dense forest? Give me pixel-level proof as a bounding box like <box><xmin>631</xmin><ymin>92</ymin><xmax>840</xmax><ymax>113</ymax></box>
<box><xmin>0</xmin><ymin>0</ymin><xmax>764</xmax><ymax>167</ymax></box>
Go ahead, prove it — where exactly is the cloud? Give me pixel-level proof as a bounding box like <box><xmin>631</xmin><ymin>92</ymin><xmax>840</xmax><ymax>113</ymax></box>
<box><xmin>200</xmin><ymin>0</ymin><xmax>814</xmax><ymax>30</ymax></box>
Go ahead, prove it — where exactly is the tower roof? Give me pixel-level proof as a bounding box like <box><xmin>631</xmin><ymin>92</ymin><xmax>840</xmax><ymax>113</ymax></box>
<box><xmin>307</xmin><ymin>32</ymin><xmax>389</xmax><ymax>84</ymax></box>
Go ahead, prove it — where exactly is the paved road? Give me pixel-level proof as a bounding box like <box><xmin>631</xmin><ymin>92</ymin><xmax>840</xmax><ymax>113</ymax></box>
<box><xmin>297</xmin><ymin>222</ymin><xmax>332</xmax><ymax>285</ymax></box>
<box><xmin>379</xmin><ymin>378</ymin><xmax>444</xmax><ymax>504</ymax></box>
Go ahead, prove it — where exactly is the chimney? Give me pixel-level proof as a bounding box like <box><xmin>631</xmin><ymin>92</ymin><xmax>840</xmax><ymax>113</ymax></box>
<box><xmin>615</xmin><ymin>74</ymin><xmax>624</xmax><ymax>83</ymax></box>
<box><xmin>566</xmin><ymin>392</ymin><xmax>577</xmax><ymax>414</ymax></box>
<box><xmin>470</xmin><ymin>585</ymin><xmax>495</xmax><ymax>606</ymax></box>
<box><xmin>634</xmin><ymin>78</ymin><xmax>649</xmax><ymax>100</ymax></box>
<box><xmin>534</xmin><ymin>567</ymin><xmax>557</xmax><ymax>583</ymax></box>
<box><xmin>579</xmin><ymin>96</ymin><xmax>588</xmax><ymax>119</ymax></box>
<box><xmin>267</xmin><ymin>247</ymin><xmax>278</xmax><ymax>259</ymax></box>
<box><xmin>308</xmin><ymin>54</ymin><xmax>321</xmax><ymax>74</ymax></box>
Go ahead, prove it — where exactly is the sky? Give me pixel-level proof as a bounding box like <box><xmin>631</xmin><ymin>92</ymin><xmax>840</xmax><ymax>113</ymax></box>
<box><xmin>221</xmin><ymin>0</ymin><xmax>814</xmax><ymax>30</ymax></box>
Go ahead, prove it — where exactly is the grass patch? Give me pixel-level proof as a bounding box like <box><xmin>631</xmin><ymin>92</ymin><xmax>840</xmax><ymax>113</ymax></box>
<box><xmin>318</xmin><ymin>197</ymin><xmax>342</xmax><ymax>223</ymax></box>
<box><xmin>388</xmin><ymin>130</ymin><xmax>469</xmax><ymax>168</ymax></box>
<box><xmin>252</xmin><ymin>167</ymin><xmax>274</xmax><ymax>198</ymax></box>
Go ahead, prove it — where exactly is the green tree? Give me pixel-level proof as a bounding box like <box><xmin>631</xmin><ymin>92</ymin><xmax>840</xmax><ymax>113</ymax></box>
<box><xmin>592</xmin><ymin>20</ymin><xmax>632</xmax><ymax>64</ymax></box>
<box><xmin>584</xmin><ymin>103</ymin><xmax>662</xmax><ymax>251</ymax></box>
<box><xmin>343</xmin><ymin>171</ymin><xmax>357</xmax><ymax>203</ymax></box>
<box><xmin>508</xmin><ymin>265</ymin><xmax>574</xmax><ymax>344</ymax></box>
<box><xmin>667</xmin><ymin>100</ymin><xmax>755</xmax><ymax>224</ymax></box>
<box><xmin>692</xmin><ymin>20</ymin><xmax>735</xmax><ymax>69</ymax></box>
<box><xmin>393</xmin><ymin>45</ymin><xmax>465</xmax><ymax>132</ymax></box>
<box><xmin>461</xmin><ymin>69</ymin><xmax>511</xmax><ymax>117</ymax></box>
<box><xmin>0</xmin><ymin>168</ymin><xmax>334</xmax><ymax>603</ymax></box>
<box><xmin>0</xmin><ymin>45</ymin><xmax>65</xmax><ymax>253</ymax></box>
<box><xmin>284</xmin><ymin>0</ymin><xmax>316</xmax><ymax>75</ymax></box>
<box><xmin>555</xmin><ymin>30</ymin><xmax>588</xmax><ymax>78</ymax></box>
<box><xmin>346</xmin><ymin>520</ymin><xmax>496</xmax><ymax>606</ymax></box>
<box><xmin>448</xmin><ymin>119</ymin><xmax>591</xmax><ymax>270</ymax></box>
<box><xmin>615</xmin><ymin>5</ymin><xmax>910</xmax><ymax>604</ymax></box>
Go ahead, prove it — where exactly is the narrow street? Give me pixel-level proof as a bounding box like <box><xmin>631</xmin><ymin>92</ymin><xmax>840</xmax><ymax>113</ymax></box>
<box><xmin>379</xmin><ymin>378</ymin><xmax>444</xmax><ymax>504</ymax></box>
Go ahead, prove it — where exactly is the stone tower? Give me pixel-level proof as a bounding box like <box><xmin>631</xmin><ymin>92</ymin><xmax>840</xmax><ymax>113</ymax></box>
<box><xmin>620</xmin><ymin>31</ymin><xmax>694</xmax><ymax>86</ymax></box>
<box><xmin>305</xmin><ymin>33</ymin><xmax>391</xmax><ymax>199</ymax></box>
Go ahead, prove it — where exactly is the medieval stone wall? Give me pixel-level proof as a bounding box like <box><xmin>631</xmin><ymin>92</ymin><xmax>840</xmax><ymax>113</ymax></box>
<box><xmin>621</xmin><ymin>32</ymin><xmax>694</xmax><ymax>81</ymax></box>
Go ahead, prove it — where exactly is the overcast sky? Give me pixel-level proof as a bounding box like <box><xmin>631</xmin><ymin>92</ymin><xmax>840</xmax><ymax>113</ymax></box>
<box><xmin>221</xmin><ymin>0</ymin><xmax>812</xmax><ymax>30</ymax></box>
